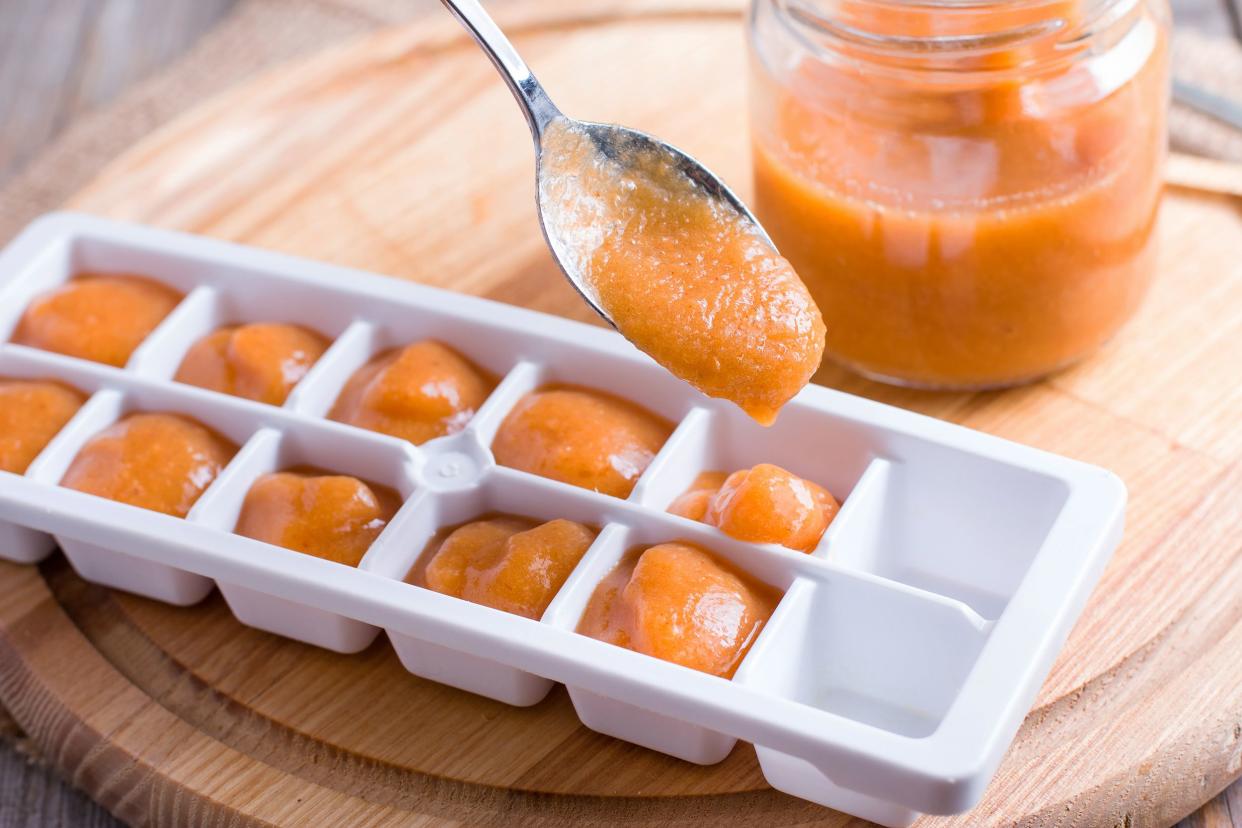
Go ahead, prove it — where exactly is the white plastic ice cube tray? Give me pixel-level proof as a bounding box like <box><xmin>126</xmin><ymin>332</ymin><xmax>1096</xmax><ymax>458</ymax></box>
<box><xmin>0</xmin><ymin>213</ymin><xmax>1125</xmax><ymax>826</ymax></box>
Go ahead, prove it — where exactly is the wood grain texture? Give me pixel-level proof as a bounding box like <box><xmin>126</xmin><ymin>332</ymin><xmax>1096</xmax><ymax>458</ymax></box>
<box><xmin>0</xmin><ymin>2</ymin><xmax>1238</xmax><ymax>827</ymax></box>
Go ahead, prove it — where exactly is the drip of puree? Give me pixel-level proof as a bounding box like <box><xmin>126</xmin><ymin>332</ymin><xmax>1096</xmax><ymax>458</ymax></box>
<box><xmin>539</xmin><ymin>118</ymin><xmax>825</xmax><ymax>425</ymax></box>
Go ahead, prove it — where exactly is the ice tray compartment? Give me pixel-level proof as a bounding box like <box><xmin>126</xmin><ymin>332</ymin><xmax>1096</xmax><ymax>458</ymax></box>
<box><xmin>736</xmin><ymin>575</ymin><xmax>987</xmax><ymax>826</ymax></box>
<box><xmin>0</xmin><ymin>215</ymin><xmax>1130</xmax><ymax>823</ymax></box>
<box><xmin>469</xmin><ymin>346</ymin><xmax>695</xmax><ymax>452</ymax></box>
<box><xmin>42</xmin><ymin>383</ymin><xmax>256</xmax><ymax>605</ymax></box>
<box><xmin>637</xmin><ymin>402</ymin><xmax>878</xmax><ymax>552</ymax></box>
<box><xmin>0</xmin><ymin>234</ymin><xmax>214</xmax><ymax>368</ymax></box>
<box><xmin>194</xmin><ymin>422</ymin><xmax>419</xmax><ymax>653</ymax></box>
<box><xmin>0</xmin><ymin>351</ymin><xmax>108</xmax><ymax>563</ymax></box>
<box><xmin>285</xmin><ymin>307</ymin><xmax>522</xmax><ymax>425</ymax></box>
<box><xmin>737</xmin><ymin>575</ymin><xmax>987</xmax><ymax>738</ymax></box>
<box><xmin>828</xmin><ymin>442</ymin><xmax>1070</xmax><ymax>620</ymax></box>
<box><xmin>136</xmin><ymin>281</ymin><xmax>354</xmax><ymax>396</ymax></box>
<box><xmin>550</xmin><ymin>518</ymin><xmax>799</xmax><ymax>765</ymax></box>
<box><xmin>385</xmin><ymin>471</ymin><xmax>617</xmax><ymax>706</ymax></box>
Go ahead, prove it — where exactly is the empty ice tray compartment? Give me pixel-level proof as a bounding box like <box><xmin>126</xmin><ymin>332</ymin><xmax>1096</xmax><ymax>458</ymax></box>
<box><xmin>828</xmin><ymin>441</ymin><xmax>1070</xmax><ymax>620</ymax></box>
<box><xmin>736</xmin><ymin>575</ymin><xmax>988</xmax><ymax>825</ymax></box>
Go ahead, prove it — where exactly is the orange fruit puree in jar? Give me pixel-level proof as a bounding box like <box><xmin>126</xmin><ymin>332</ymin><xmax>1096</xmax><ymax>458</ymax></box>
<box><xmin>492</xmin><ymin>386</ymin><xmax>672</xmax><ymax>498</ymax></box>
<box><xmin>539</xmin><ymin>118</ymin><xmax>825</xmax><ymax>425</ymax></box>
<box><xmin>61</xmin><ymin>413</ymin><xmax>235</xmax><ymax>517</ymax></box>
<box><xmin>419</xmin><ymin>516</ymin><xmax>597</xmax><ymax>619</ymax></box>
<box><xmin>578</xmin><ymin>542</ymin><xmax>779</xmax><ymax>678</ymax></box>
<box><xmin>329</xmin><ymin>341</ymin><xmax>493</xmax><ymax>444</ymax></box>
<box><xmin>14</xmin><ymin>275</ymin><xmax>182</xmax><ymax>367</ymax></box>
<box><xmin>235</xmin><ymin>469</ymin><xmax>401</xmax><ymax>567</ymax></box>
<box><xmin>0</xmin><ymin>380</ymin><xmax>85</xmax><ymax>474</ymax></box>
<box><xmin>749</xmin><ymin>0</ymin><xmax>1169</xmax><ymax>387</ymax></box>
<box><xmin>669</xmin><ymin>464</ymin><xmax>839</xmax><ymax>553</ymax></box>
<box><xmin>175</xmin><ymin>322</ymin><xmax>329</xmax><ymax>406</ymax></box>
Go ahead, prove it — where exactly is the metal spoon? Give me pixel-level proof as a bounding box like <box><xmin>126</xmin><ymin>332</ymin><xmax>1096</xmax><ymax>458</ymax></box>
<box><xmin>437</xmin><ymin>0</ymin><xmax>774</xmax><ymax>326</ymax></box>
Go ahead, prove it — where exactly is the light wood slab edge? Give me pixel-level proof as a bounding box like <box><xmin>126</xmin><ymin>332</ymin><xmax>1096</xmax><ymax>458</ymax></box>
<box><xmin>1167</xmin><ymin>152</ymin><xmax>1242</xmax><ymax>197</ymax></box>
<box><xmin>0</xmin><ymin>556</ymin><xmax>830</xmax><ymax>827</ymax></box>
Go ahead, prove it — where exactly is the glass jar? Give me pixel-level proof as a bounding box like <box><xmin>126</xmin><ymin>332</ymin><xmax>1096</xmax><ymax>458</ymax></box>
<box><xmin>748</xmin><ymin>0</ymin><xmax>1170</xmax><ymax>389</ymax></box>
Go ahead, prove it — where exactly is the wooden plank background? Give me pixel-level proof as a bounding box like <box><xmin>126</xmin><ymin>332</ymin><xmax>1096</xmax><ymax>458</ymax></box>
<box><xmin>0</xmin><ymin>0</ymin><xmax>1238</xmax><ymax>825</ymax></box>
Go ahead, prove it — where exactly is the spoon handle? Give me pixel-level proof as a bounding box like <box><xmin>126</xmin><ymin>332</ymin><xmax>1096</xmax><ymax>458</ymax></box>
<box><xmin>437</xmin><ymin>0</ymin><xmax>563</xmax><ymax>144</ymax></box>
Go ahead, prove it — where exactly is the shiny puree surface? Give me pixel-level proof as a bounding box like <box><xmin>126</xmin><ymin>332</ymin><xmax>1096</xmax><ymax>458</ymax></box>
<box><xmin>61</xmin><ymin>413</ymin><xmax>235</xmax><ymax>517</ymax></box>
<box><xmin>578</xmin><ymin>542</ymin><xmax>779</xmax><ymax>679</ymax></box>
<box><xmin>421</xmin><ymin>516</ymin><xmax>597</xmax><ymax>620</ymax></box>
<box><xmin>539</xmin><ymin>118</ymin><xmax>825</xmax><ymax>425</ymax></box>
<box><xmin>235</xmin><ymin>469</ymin><xmax>401</xmax><ymax>567</ymax></box>
<box><xmin>0</xmin><ymin>380</ymin><xmax>85</xmax><ymax>474</ymax></box>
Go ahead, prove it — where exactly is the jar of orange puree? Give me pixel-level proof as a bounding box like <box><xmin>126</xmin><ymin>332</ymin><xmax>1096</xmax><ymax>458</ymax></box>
<box><xmin>748</xmin><ymin>0</ymin><xmax>1169</xmax><ymax>388</ymax></box>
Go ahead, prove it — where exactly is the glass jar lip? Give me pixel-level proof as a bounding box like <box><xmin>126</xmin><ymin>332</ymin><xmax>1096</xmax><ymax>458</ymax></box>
<box><xmin>764</xmin><ymin>0</ymin><xmax>1142</xmax><ymax>75</ymax></box>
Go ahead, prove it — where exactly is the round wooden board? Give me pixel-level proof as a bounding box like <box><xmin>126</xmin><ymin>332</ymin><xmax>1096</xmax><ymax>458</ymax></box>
<box><xmin>0</xmin><ymin>1</ymin><xmax>1239</xmax><ymax>825</ymax></box>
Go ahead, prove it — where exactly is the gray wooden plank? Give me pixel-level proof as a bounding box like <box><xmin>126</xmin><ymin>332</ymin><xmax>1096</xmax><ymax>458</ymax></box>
<box><xmin>0</xmin><ymin>750</ymin><xmax>120</xmax><ymax>828</ymax></box>
<box><xmin>0</xmin><ymin>0</ymin><xmax>237</xmax><ymax>184</ymax></box>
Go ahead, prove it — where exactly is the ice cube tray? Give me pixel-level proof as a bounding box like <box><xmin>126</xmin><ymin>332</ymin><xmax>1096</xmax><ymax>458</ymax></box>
<box><xmin>0</xmin><ymin>213</ymin><xmax>1125</xmax><ymax>826</ymax></box>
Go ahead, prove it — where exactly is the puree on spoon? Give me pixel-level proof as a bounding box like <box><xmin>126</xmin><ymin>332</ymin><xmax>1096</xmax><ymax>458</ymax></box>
<box><xmin>538</xmin><ymin>118</ymin><xmax>825</xmax><ymax>426</ymax></box>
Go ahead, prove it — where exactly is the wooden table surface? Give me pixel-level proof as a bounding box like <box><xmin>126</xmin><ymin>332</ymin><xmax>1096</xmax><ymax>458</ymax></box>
<box><xmin>0</xmin><ymin>1</ymin><xmax>1238</xmax><ymax>826</ymax></box>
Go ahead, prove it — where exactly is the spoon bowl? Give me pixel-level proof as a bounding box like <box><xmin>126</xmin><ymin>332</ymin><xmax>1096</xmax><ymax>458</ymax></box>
<box><xmin>535</xmin><ymin>119</ymin><xmax>774</xmax><ymax>318</ymax></box>
<box><xmin>437</xmin><ymin>0</ymin><xmax>776</xmax><ymax>326</ymax></box>
<box><xmin>436</xmin><ymin>0</ymin><xmax>826</xmax><ymax>426</ymax></box>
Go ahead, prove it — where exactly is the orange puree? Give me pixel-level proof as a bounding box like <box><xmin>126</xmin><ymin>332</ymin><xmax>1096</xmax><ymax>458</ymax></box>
<box><xmin>492</xmin><ymin>386</ymin><xmax>672</xmax><ymax>498</ymax></box>
<box><xmin>175</xmin><ymin>323</ymin><xmax>329</xmax><ymax>405</ymax></box>
<box><xmin>14</xmin><ymin>275</ymin><xmax>182</xmax><ymax>367</ymax></box>
<box><xmin>420</xmin><ymin>516</ymin><xmax>597</xmax><ymax>619</ymax></box>
<box><xmin>539</xmin><ymin>118</ymin><xmax>825</xmax><ymax>425</ymax></box>
<box><xmin>0</xmin><ymin>380</ymin><xmax>85</xmax><ymax>474</ymax></box>
<box><xmin>578</xmin><ymin>542</ymin><xmax>778</xmax><ymax>678</ymax></box>
<box><xmin>750</xmin><ymin>5</ymin><xmax>1167</xmax><ymax>387</ymax></box>
<box><xmin>669</xmin><ymin>464</ymin><xmax>839</xmax><ymax>553</ymax></box>
<box><xmin>330</xmin><ymin>341</ymin><xmax>493</xmax><ymax>444</ymax></box>
<box><xmin>235</xmin><ymin>469</ymin><xmax>401</xmax><ymax>566</ymax></box>
<box><xmin>61</xmin><ymin>413</ymin><xmax>235</xmax><ymax>517</ymax></box>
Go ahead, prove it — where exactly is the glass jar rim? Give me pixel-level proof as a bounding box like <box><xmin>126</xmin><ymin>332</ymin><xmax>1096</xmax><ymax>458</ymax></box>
<box><xmin>763</xmin><ymin>0</ymin><xmax>1145</xmax><ymax>76</ymax></box>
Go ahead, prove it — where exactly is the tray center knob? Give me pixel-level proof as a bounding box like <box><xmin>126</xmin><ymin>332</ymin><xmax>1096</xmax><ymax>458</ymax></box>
<box><xmin>421</xmin><ymin>449</ymin><xmax>484</xmax><ymax>491</ymax></box>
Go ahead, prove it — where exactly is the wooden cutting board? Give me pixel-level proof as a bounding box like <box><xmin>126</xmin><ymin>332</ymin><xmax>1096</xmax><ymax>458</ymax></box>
<box><xmin>0</xmin><ymin>1</ymin><xmax>1239</xmax><ymax>825</ymax></box>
